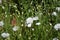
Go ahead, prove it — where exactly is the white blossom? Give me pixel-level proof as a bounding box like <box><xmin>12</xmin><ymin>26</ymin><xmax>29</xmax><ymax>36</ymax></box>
<box><xmin>2</xmin><ymin>6</ymin><xmax>5</xmax><ymax>9</ymax></box>
<box><xmin>53</xmin><ymin>38</ymin><xmax>59</xmax><ymax>40</ymax></box>
<box><xmin>1</xmin><ymin>32</ymin><xmax>10</xmax><ymax>38</ymax></box>
<box><xmin>36</xmin><ymin>22</ymin><xmax>41</xmax><ymax>25</ymax></box>
<box><xmin>32</xmin><ymin>28</ymin><xmax>34</xmax><ymax>31</ymax></box>
<box><xmin>0</xmin><ymin>21</ymin><xmax>4</xmax><ymax>27</ymax></box>
<box><xmin>26</xmin><ymin>17</ymin><xmax>33</xmax><ymax>24</ymax></box>
<box><xmin>56</xmin><ymin>7</ymin><xmax>60</xmax><ymax>11</ymax></box>
<box><xmin>5</xmin><ymin>15</ymin><xmax>7</xmax><ymax>17</ymax></box>
<box><xmin>27</xmin><ymin>24</ymin><xmax>32</xmax><ymax>27</ymax></box>
<box><xmin>54</xmin><ymin>23</ymin><xmax>60</xmax><ymax>30</ymax></box>
<box><xmin>12</xmin><ymin>26</ymin><xmax>19</xmax><ymax>31</ymax></box>
<box><xmin>52</xmin><ymin>12</ymin><xmax>57</xmax><ymax>16</ymax></box>
<box><xmin>32</xmin><ymin>16</ymin><xmax>39</xmax><ymax>20</ymax></box>
<box><xmin>25</xmin><ymin>16</ymin><xmax>39</xmax><ymax>27</ymax></box>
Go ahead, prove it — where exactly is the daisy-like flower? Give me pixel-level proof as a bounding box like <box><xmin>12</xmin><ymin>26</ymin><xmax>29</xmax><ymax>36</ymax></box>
<box><xmin>25</xmin><ymin>16</ymin><xmax>39</xmax><ymax>27</ymax></box>
<box><xmin>26</xmin><ymin>17</ymin><xmax>33</xmax><ymax>27</ymax></box>
<box><xmin>52</xmin><ymin>12</ymin><xmax>57</xmax><ymax>16</ymax></box>
<box><xmin>36</xmin><ymin>22</ymin><xmax>41</xmax><ymax>25</ymax></box>
<box><xmin>56</xmin><ymin>7</ymin><xmax>60</xmax><ymax>11</ymax></box>
<box><xmin>54</xmin><ymin>23</ymin><xmax>60</xmax><ymax>30</ymax></box>
<box><xmin>13</xmin><ymin>4</ymin><xmax>17</xmax><ymax>8</ymax></box>
<box><xmin>0</xmin><ymin>21</ymin><xmax>4</xmax><ymax>27</ymax></box>
<box><xmin>1</xmin><ymin>32</ymin><xmax>10</xmax><ymax>38</ymax></box>
<box><xmin>12</xmin><ymin>26</ymin><xmax>19</xmax><ymax>31</ymax></box>
<box><xmin>32</xmin><ymin>16</ymin><xmax>39</xmax><ymax>20</ymax></box>
<box><xmin>53</xmin><ymin>38</ymin><xmax>59</xmax><ymax>40</ymax></box>
<box><xmin>32</xmin><ymin>28</ymin><xmax>34</xmax><ymax>31</ymax></box>
<box><xmin>27</xmin><ymin>23</ymin><xmax>32</xmax><ymax>27</ymax></box>
<box><xmin>26</xmin><ymin>17</ymin><xmax>33</xmax><ymax>24</ymax></box>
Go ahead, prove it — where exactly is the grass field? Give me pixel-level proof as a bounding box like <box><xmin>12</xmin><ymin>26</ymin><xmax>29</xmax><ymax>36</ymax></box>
<box><xmin>0</xmin><ymin>0</ymin><xmax>60</xmax><ymax>40</ymax></box>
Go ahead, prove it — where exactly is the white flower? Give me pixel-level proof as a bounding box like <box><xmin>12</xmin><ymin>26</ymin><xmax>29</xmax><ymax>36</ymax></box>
<box><xmin>13</xmin><ymin>5</ymin><xmax>17</xmax><ymax>8</ymax></box>
<box><xmin>12</xmin><ymin>26</ymin><xmax>19</xmax><ymax>31</ymax></box>
<box><xmin>5</xmin><ymin>15</ymin><xmax>7</xmax><ymax>17</ymax></box>
<box><xmin>1</xmin><ymin>32</ymin><xmax>10</xmax><ymax>38</ymax></box>
<box><xmin>36</xmin><ymin>22</ymin><xmax>41</xmax><ymax>25</ymax></box>
<box><xmin>32</xmin><ymin>16</ymin><xmax>39</xmax><ymax>20</ymax></box>
<box><xmin>49</xmin><ymin>23</ymin><xmax>52</xmax><ymax>26</ymax></box>
<box><xmin>27</xmin><ymin>24</ymin><xmax>32</xmax><ymax>27</ymax></box>
<box><xmin>53</xmin><ymin>38</ymin><xmax>59</xmax><ymax>40</ymax></box>
<box><xmin>26</xmin><ymin>17</ymin><xmax>33</xmax><ymax>24</ymax></box>
<box><xmin>54</xmin><ymin>23</ymin><xmax>60</xmax><ymax>30</ymax></box>
<box><xmin>2</xmin><ymin>6</ymin><xmax>5</xmax><ymax>9</ymax></box>
<box><xmin>56</xmin><ymin>7</ymin><xmax>60</xmax><ymax>11</ymax></box>
<box><xmin>32</xmin><ymin>28</ymin><xmax>34</xmax><ymax>31</ymax></box>
<box><xmin>0</xmin><ymin>21</ymin><xmax>4</xmax><ymax>27</ymax></box>
<box><xmin>52</xmin><ymin>12</ymin><xmax>57</xmax><ymax>16</ymax></box>
<box><xmin>19</xmin><ymin>34</ymin><xmax>21</xmax><ymax>36</ymax></box>
<box><xmin>25</xmin><ymin>16</ymin><xmax>39</xmax><ymax>27</ymax></box>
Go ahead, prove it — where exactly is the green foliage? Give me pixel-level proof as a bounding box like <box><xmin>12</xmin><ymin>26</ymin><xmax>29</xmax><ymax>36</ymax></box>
<box><xmin>0</xmin><ymin>0</ymin><xmax>60</xmax><ymax>40</ymax></box>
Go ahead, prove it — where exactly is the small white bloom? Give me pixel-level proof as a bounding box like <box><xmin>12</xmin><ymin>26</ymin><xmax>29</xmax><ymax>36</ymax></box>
<box><xmin>5</xmin><ymin>15</ymin><xmax>7</xmax><ymax>17</ymax></box>
<box><xmin>2</xmin><ymin>6</ymin><xmax>5</xmax><ymax>9</ymax></box>
<box><xmin>32</xmin><ymin>28</ymin><xmax>34</xmax><ymax>31</ymax></box>
<box><xmin>53</xmin><ymin>38</ymin><xmax>59</xmax><ymax>40</ymax></box>
<box><xmin>21</xmin><ymin>24</ymin><xmax>23</xmax><ymax>26</ymax></box>
<box><xmin>12</xmin><ymin>26</ymin><xmax>19</xmax><ymax>31</ymax></box>
<box><xmin>19</xmin><ymin>34</ymin><xmax>21</xmax><ymax>36</ymax></box>
<box><xmin>56</xmin><ymin>7</ymin><xmax>60</xmax><ymax>11</ymax></box>
<box><xmin>27</xmin><ymin>24</ymin><xmax>32</xmax><ymax>27</ymax></box>
<box><xmin>32</xmin><ymin>16</ymin><xmax>39</xmax><ymax>20</ymax></box>
<box><xmin>13</xmin><ymin>5</ymin><xmax>17</xmax><ymax>8</ymax></box>
<box><xmin>1</xmin><ymin>32</ymin><xmax>10</xmax><ymax>38</ymax></box>
<box><xmin>52</xmin><ymin>12</ymin><xmax>57</xmax><ymax>16</ymax></box>
<box><xmin>0</xmin><ymin>21</ymin><xmax>4</xmax><ymax>27</ymax></box>
<box><xmin>36</xmin><ymin>22</ymin><xmax>41</xmax><ymax>25</ymax></box>
<box><xmin>54</xmin><ymin>23</ymin><xmax>60</xmax><ymax>30</ymax></box>
<box><xmin>49</xmin><ymin>23</ymin><xmax>52</xmax><ymax>26</ymax></box>
<box><xmin>26</xmin><ymin>17</ymin><xmax>33</xmax><ymax>24</ymax></box>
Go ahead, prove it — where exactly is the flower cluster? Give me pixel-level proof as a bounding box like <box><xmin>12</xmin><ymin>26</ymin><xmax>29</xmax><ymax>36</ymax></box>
<box><xmin>25</xmin><ymin>16</ymin><xmax>41</xmax><ymax>27</ymax></box>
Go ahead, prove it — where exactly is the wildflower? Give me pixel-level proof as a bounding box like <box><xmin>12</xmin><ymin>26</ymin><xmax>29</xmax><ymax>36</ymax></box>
<box><xmin>54</xmin><ymin>23</ymin><xmax>60</xmax><ymax>30</ymax></box>
<box><xmin>32</xmin><ymin>28</ymin><xmax>34</xmax><ymax>31</ymax></box>
<box><xmin>12</xmin><ymin>26</ymin><xmax>19</xmax><ymax>31</ymax></box>
<box><xmin>0</xmin><ymin>21</ymin><xmax>4</xmax><ymax>27</ymax></box>
<box><xmin>56</xmin><ymin>7</ymin><xmax>60</xmax><ymax>11</ymax></box>
<box><xmin>1</xmin><ymin>32</ymin><xmax>10</xmax><ymax>38</ymax></box>
<box><xmin>5</xmin><ymin>15</ymin><xmax>7</xmax><ymax>17</ymax></box>
<box><xmin>26</xmin><ymin>17</ymin><xmax>33</xmax><ymax>24</ymax></box>
<box><xmin>27</xmin><ymin>23</ymin><xmax>32</xmax><ymax>27</ymax></box>
<box><xmin>32</xmin><ymin>16</ymin><xmax>39</xmax><ymax>20</ymax></box>
<box><xmin>52</xmin><ymin>12</ymin><xmax>57</xmax><ymax>16</ymax></box>
<box><xmin>53</xmin><ymin>38</ymin><xmax>59</xmax><ymax>40</ymax></box>
<box><xmin>2</xmin><ymin>6</ymin><xmax>5</xmax><ymax>9</ymax></box>
<box><xmin>36</xmin><ymin>22</ymin><xmax>41</xmax><ymax>25</ymax></box>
